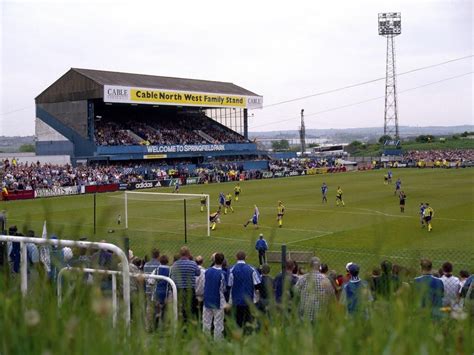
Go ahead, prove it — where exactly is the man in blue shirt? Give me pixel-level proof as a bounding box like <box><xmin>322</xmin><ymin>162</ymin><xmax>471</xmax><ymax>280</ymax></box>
<box><xmin>196</xmin><ymin>252</ymin><xmax>226</xmax><ymax>340</ymax></box>
<box><xmin>228</xmin><ymin>251</ymin><xmax>261</xmax><ymax>329</ymax></box>
<box><xmin>414</xmin><ymin>259</ymin><xmax>444</xmax><ymax>317</ymax></box>
<box><xmin>255</xmin><ymin>234</ymin><xmax>268</xmax><ymax>266</ymax></box>
<box><xmin>170</xmin><ymin>246</ymin><xmax>201</xmax><ymax>322</ymax></box>
<box><xmin>340</xmin><ymin>263</ymin><xmax>373</xmax><ymax>316</ymax></box>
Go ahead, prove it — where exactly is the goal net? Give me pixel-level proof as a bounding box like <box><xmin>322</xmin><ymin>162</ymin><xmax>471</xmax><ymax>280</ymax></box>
<box><xmin>124</xmin><ymin>191</ymin><xmax>210</xmax><ymax>237</ymax></box>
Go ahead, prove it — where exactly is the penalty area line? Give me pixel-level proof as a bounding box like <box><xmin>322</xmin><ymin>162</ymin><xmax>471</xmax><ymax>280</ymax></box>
<box><xmin>285</xmin><ymin>232</ymin><xmax>334</xmax><ymax>245</ymax></box>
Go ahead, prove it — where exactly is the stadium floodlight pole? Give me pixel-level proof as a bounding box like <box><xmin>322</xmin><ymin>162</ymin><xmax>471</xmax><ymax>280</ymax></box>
<box><xmin>378</xmin><ymin>12</ymin><xmax>401</xmax><ymax>140</ymax></box>
<box><xmin>300</xmin><ymin>109</ymin><xmax>306</xmax><ymax>154</ymax></box>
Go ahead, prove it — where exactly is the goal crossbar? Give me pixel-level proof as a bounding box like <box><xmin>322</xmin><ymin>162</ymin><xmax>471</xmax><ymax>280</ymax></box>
<box><xmin>124</xmin><ymin>191</ymin><xmax>210</xmax><ymax>236</ymax></box>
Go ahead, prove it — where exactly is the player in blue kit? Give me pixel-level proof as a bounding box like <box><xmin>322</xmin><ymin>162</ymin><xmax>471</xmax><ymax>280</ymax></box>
<box><xmin>321</xmin><ymin>182</ymin><xmax>328</xmax><ymax>203</ymax></box>
<box><xmin>218</xmin><ymin>192</ymin><xmax>225</xmax><ymax>211</ymax></box>
<box><xmin>244</xmin><ymin>205</ymin><xmax>260</xmax><ymax>229</ymax></box>
<box><xmin>419</xmin><ymin>202</ymin><xmax>426</xmax><ymax>227</ymax></box>
<box><xmin>394</xmin><ymin>178</ymin><xmax>401</xmax><ymax>195</ymax></box>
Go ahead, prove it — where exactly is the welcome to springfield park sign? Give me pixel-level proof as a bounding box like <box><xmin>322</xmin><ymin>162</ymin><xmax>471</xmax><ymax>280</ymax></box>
<box><xmin>104</xmin><ymin>85</ymin><xmax>263</xmax><ymax>109</ymax></box>
<box><xmin>146</xmin><ymin>144</ymin><xmax>225</xmax><ymax>153</ymax></box>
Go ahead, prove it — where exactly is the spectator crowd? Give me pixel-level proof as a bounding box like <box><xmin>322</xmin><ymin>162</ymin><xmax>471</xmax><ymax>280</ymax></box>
<box><xmin>94</xmin><ymin>113</ymin><xmax>247</xmax><ymax>147</ymax></box>
<box><xmin>269</xmin><ymin>158</ymin><xmax>335</xmax><ymax>173</ymax></box>
<box><xmin>3</xmin><ymin>223</ymin><xmax>472</xmax><ymax>340</ymax></box>
<box><xmin>402</xmin><ymin>149</ymin><xmax>474</xmax><ymax>163</ymax></box>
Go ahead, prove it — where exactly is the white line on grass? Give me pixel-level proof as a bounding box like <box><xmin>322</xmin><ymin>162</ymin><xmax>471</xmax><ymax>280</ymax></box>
<box><xmin>285</xmin><ymin>232</ymin><xmax>334</xmax><ymax>245</ymax></box>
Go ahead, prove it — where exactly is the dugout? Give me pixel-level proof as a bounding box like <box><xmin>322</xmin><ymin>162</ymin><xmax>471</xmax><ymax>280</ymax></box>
<box><xmin>35</xmin><ymin>68</ymin><xmax>263</xmax><ymax>164</ymax></box>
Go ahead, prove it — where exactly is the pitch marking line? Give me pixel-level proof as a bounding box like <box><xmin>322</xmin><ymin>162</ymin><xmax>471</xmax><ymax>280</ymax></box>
<box><xmin>285</xmin><ymin>232</ymin><xmax>334</xmax><ymax>245</ymax></box>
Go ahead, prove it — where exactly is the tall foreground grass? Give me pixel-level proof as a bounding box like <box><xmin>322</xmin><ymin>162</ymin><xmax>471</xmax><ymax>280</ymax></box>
<box><xmin>1</xmin><ymin>270</ymin><xmax>473</xmax><ymax>355</ymax></box>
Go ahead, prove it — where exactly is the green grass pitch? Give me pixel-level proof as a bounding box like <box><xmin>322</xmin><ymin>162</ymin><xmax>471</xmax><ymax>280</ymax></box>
<box><xmin>4</xmin><ymin>168</ymin><xmax>474</xmax><ymax>272</ymax></box>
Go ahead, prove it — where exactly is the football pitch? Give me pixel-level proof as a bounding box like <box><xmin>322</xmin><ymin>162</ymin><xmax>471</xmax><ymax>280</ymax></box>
<box><xmin>4</xmin><ymin>168</ymin><xmax>474</xmax><ymax>272</ymax></box>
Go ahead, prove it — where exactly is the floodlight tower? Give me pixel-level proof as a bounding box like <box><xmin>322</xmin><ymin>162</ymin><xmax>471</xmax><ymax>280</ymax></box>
<box><xmin>299</xmin><ymin>109</ymin><xmax>306</xmax><ymax>154</ymax></box>
<box><xmin>378</xmin><ymin>12</ymin><xmax>401</xmax><ymax>139</ymax></box>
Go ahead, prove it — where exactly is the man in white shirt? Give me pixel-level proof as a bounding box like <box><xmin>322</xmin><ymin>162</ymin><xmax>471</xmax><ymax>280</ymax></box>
<box><xmin>440</xmin><ymin>262</ymin><xmax>460</xmax><ymax>307</ymax></box>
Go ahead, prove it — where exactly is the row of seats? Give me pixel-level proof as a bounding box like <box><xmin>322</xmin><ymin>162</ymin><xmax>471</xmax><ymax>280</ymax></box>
<box><xmin>94</xmin><ymin>114</ymin><xmax>247</xmax><ymax>146</ymax></box>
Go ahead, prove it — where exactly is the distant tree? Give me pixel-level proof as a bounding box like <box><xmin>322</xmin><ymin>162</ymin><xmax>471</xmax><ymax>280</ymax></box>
<box><xmin>378</xmin><ymin>135</ymin><xmax>392</xmax><ymax>144</ymax></box>
<box><xmin>415</xmin><ymin>135</ymin><xmax>435</xmax><ymax>143</ymax></box>
<box><xmin>346</xmin><ymin>140</ymin><xmax>364</xmax><ymax>154</ymax></box>
<box><xmin>452</xmin><ymin>135</ymin><xmax>460</xmax><ymax>140</ymax></box>
<box><xmin>460</xmin><ymin>131</ymin><xmax>474</xmax><ymax>137</ymax></box>
<box><xmin>271</xmin><ymin>139</ymin><xmax>290</xmax><ymax>151</ymax></box>
<box><xmin>19</xmin><ymin>144</ymin><xmax>35</xmax><ymax>152</ymax></box>
<box><xmin>308</xmin><ymin>143</ymin><xmax>319</xmax><ymax>148</ymax></box>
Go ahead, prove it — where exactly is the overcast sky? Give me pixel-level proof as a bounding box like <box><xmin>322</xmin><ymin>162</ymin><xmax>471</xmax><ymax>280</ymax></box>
<box><xmin>0</xmin><ymin>0</ymin><xmax>472</xmax><ymax>136</ymax></box>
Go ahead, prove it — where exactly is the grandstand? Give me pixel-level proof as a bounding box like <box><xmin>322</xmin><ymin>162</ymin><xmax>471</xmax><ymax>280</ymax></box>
<box><xmin>35</xmin><ymin>68</ymin><xmax>264</xmax><ymax>165</ymax></box>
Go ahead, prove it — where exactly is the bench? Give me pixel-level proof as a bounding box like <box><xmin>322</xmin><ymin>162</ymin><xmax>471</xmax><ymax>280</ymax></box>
<box><xmin>265</xmin><ymin>251</ymin><xmax>314</xmax><ymax>264</ymax></box>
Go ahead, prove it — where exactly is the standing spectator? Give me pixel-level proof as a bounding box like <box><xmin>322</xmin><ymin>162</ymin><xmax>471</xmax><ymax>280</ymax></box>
<box><xmin>459</xmin><ymin>270</ymin><xmax>470</xmax><ymax>291</ymax></box>
<box><xmin>340</xmin><ymin>263</ymin><xmax>373</xmax><ymax>316</ymax></box>
<box><xmin>459</xmin><ymin>272</ymin><xmax>473</xmax><ymax>308</ymax></box>
<box><xmin>195</xmin><ymin>255</ymin><xmax>206</xmax><ymax>312</ymax></box>
<box><xmin>196</xmin><ymin>252</ymin><xmax>226</xmax><ymax>340</ymax></box>
<box><xmin>255</xmin><ymin>234</ymin><xmax>268</xmax><ymax>266</ymax></box>
<box><xmin>440</xmin><ymin>262</ymin><xmax>460</xmax><ymax>307</ymax></box>
<box><xmin>170</xmin><ymin>246</ymin><xmax>200</xmax><ymax>322</ymax></box>
<box><xmin>256</xmin><ymin>264</ymin><xmax>273</xmax><ymax>312</ymax></box>
<box><xmin>154</xmin><ymin>255</ymin><xmax>171</xmax><ymax>322</ymax></box>
<box><xmin>273</xmin><ymin>259</ymin><xmax>298</xmax><ymax>304</ymax></box>
<box><xmin>414</xmin><ymin>259</ymin><xmax>444</xmax><ymax>317</ymax></box>
<box><xmin>372</xmin><ymin>260</ymin><xmax>400</xmax><ymax>300</ymax></box>
<box><xmin>295</xmin><ymin>257</ymin><xmax>335</xmax><ymax>321</ymax></box>
<box><xmin>228</xmin><ymin>251</ymin><xmax>261</xmax><ymax>329</ymax></box>
<box><xmin>0</xmin><ymin>210</ymin><xmax>6</xmax><ymax>233</ymax></box>
<box><xmin>143</xmin><ymin>248</ymin><xmax>160</xmax><ymax>332</ymax></box>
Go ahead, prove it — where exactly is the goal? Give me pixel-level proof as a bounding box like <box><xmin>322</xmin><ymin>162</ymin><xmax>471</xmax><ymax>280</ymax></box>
<box><xmin>124</xmin><ymin>191</ymin><xmax>210</xmax><ymax>237</ymax></box>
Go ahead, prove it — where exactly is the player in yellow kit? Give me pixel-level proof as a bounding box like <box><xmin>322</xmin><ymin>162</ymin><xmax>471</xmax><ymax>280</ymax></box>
<box><xmin>336</xmin><ymin>186</ymin><xmax>345</xmax><ymax>207</ymax></box>
<box><xmin>209</xmin><ymin>211</ymin><xmax>220</xmax><ymax>231</ymax></box>
<box><xmin>234</xmin><ymin>183</ymin><xmax>241</xmax><ymax>201</ymax></box>
<box><xmin>224</xmin><ymin>193</ymin><xmax>234</xmax><ymax>214</ymax></box>
<box><xmin>277</xmin><ymin>201</ymin><xmax>285</xmax><ymax>228</ymax></box>
<box><xmin>200</xmin><ymin>194</ymin><xmax>207</xmax><ymax>212</ymax></box>
<box><xmin>423</xmin><ymin>203</ymin><xmax>434</xmax><ymax>232</ymax></box>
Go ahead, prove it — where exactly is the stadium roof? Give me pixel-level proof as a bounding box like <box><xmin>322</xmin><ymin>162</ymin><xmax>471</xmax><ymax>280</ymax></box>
<box><xmin>36</xmin><ymin>68</ymin><xmax>260</xmax><ymax>104</ymax></box>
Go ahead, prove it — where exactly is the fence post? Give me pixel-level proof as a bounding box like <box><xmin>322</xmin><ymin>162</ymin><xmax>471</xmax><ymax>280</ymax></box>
<box><xmin>21</xmin><ymin>242</ymin><xmax>28</xmax><ymax>297</ymax></box>
<box><xmin>184</xmin><ymin>199</ymin><xmax>187</xmax><ymax>244</ymax></box>
<box><xmin>281</xmin><ymin>244</ymin><xmax>287</xmax><ymax>273</ymax></box>
<box><xmin>93</xmin><ymin>193</ymin><xmax>97</xmax><ymax>235</ymax></box>
<box><xmin>123</xmin><ymin>237</ymin><xmax>129</xmax><ymax>260</ymax></box>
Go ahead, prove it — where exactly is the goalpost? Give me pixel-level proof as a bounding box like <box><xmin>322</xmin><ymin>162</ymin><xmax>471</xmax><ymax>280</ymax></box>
<box><xmin>124</xmin><ymin>191</ymin><xmax>210</xmax><ymax>237</ymax></box>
